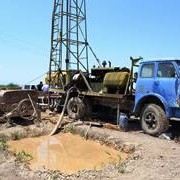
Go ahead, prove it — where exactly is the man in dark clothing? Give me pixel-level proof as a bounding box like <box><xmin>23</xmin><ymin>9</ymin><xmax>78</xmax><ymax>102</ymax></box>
<box><xmin>31</xmin><ymin>85</ymin><xmax>36</xmax><ymax>90</ymax></box>
<box><xmin>37</xmin><ymin>81</ymin><xmax>43</xmax><ymax>91</ymax></box>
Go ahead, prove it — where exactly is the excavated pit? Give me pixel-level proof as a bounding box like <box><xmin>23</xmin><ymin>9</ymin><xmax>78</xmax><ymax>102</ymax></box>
<box><xmin>9</xmin><ymin>132</ymin><xmax>127</xmax><ymax>174</ymax></box>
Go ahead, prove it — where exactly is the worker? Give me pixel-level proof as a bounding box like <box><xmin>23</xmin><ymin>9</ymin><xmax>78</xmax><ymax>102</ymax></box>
<box><xmin>102</xmin><ymin>60</ymin><xmax>107</xmax><ymax>67</ymax></box>
<box><xmin>42</xmin><ymin>84</ymin><xmax>49</xmax><ymax>92</ymax></box>
<box><xmin>31</xmin><ymin>85</ymin><xmax>36</xmax><ymax>90</ymax></box>
<box><xmin>37</xmin><ymin>81</ymin><xmax>43</xmax><ymax>91</ymax></box>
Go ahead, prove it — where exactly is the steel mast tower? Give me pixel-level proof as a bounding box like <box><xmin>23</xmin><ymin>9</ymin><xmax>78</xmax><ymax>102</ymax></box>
<box><xmin>49</xmin><ymin>0</ymin><xmax>91</xmax><ymax>87</ymax></box>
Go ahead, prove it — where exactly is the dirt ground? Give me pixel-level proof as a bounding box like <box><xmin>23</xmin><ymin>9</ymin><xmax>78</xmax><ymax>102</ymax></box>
<box><xmin>0</xmin><ymin>111</ymin><xmax>180</xmax><ymax>180</ymax></box>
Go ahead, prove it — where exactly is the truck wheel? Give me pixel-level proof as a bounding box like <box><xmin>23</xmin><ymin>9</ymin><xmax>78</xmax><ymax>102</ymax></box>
<box><xmin>141</xmin><ymin>104</ymin><xmax>169</xmax><ymax>136</ymax></box>
<box><xmin>67</xmin><ymin>97</ymin><xmax>85</xmax><ymax>120</ymax></box>
<box><xmin>18</xmin><ymin>99</ymin><xmax>32</xmax><ymax>118</ymax></box>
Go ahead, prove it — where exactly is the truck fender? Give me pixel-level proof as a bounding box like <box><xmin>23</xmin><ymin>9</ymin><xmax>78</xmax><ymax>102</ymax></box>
<box><xmin>133</xmin><ymin>93</ymin><xmax>171</xmax><ymax>117</ymax></box>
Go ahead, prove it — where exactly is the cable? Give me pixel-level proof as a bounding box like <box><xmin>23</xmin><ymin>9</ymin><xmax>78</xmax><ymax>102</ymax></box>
<box><xmin>88</xmin><ymin>44</ymin><xmax>102</xmax><ymax>67</ymax></box>
<box><xmin>0</xmin><ymin>31</ymin><xmax>48</xmax><ymax>57</ymax></box>
<box><xmin>26</xmin><ymin>72</ymin><xmax>48</xmax><ymax>84</ymax></box>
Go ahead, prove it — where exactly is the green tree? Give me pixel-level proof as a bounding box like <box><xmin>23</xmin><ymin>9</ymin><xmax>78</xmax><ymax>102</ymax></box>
<box><xmin>0</xmin><ymin>83</ymin><xmax>20</xmax><ymax>90</ymax></box>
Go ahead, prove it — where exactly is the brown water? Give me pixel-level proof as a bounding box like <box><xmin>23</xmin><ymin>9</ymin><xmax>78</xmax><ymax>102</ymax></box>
<box><xmin>9</xmin><ymin>133</ymin><xmax>125</xmax><ymax>174</ymax></box>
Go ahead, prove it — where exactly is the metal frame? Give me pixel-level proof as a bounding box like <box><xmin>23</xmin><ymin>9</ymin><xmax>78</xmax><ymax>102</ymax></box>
<box><xmin>49</xmin><ymin>0</ymin><xmax>90</xmax><ymax>87</ymax></box>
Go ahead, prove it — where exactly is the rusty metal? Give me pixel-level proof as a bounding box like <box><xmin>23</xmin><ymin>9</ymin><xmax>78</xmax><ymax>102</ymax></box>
<box><xmin>0</xmin><ymin>90</ymin><xmax>40</xmax><ymax>124</ymax></box>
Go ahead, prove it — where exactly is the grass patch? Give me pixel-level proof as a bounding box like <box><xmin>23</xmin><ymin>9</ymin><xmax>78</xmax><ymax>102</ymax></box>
<box><xmin>16</xmin><ymin>150</ymin><xmax>33</xmax><ymax>164</ymax></box>
<box><xmin>117</xmin><ymin>161</ymin><xmax>126</xmax><ymax>174</ymax></box>
<box><xmin>11</xmin><ymin>131</ymin><xmax>22</xmax><ymax>140</ymax></box>
<box><xmin>64</xmin><ymin>125</ymin><xmax>76</xmax><ymax>134</ymax></box>
<box><xmin>0</xmin><ymin>135</ymin><xmax>8</xmax><ymax>151</ymax></box>
<box><xmin>116</xmin><ymin>154</ymin><xmax>126</xmax><ymax>174</ymax></box>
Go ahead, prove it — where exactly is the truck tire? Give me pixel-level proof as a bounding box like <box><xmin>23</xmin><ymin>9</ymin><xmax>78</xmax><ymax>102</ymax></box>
<box><xmin>141</xmin><ymin>104</ymin><xmax>169</xmax><ymax>136</ymax></box>
<box><xmin>18</xmin><ymin>99</ymin><xmax>32</xmax><ymax>118</ymax></box>
<box><xmin>67</xmin><ymin>97</ymin><xmax>85</xmax><ymax>120</ymax></box>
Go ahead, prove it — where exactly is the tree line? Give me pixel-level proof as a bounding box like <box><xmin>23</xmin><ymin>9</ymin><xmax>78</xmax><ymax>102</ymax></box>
<box><xmin>0</xmin><ymin>83</ymin><xmax>21</xmax><ymax>90</ymax></box>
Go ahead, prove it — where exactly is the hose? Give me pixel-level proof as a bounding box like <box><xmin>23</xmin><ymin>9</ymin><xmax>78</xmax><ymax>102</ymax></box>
<box><xmin>50</xmin><ymin>87</ymin><xmax>74</xmax><ymax>136</ymax></box>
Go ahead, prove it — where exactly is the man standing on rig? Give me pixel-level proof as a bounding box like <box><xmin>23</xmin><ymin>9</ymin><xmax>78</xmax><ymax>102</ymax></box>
<box><xmin>37</xmin><ymin>81</ymin><xmax>43</xmax><ymax>91</ymax></box>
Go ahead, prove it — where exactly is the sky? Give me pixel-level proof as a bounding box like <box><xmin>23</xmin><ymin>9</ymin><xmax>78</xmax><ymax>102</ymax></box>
<box><xmin>0</xmin><ymin>0</ymin><xmax>180</xmax><ymax>85</ymax></box>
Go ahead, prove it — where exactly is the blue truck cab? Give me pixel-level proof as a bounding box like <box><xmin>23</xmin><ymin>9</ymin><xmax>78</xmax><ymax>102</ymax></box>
<box><xmin>134</xmin><ymin>59</ymin><xmax>180</xmax><ymax>135</ymax></box>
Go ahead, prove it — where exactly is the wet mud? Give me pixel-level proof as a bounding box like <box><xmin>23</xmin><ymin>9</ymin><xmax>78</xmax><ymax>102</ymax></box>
<box><xmin>9</xmin><ymin>133</ymin><xmax>126</xmax><ymax>174</ymax></box>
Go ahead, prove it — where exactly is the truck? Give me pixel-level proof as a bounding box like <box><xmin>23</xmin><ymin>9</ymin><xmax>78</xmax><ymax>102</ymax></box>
<box><xmin>48</xmin><ymin>57</ymin><xmax>180</xmax><ymax>136</ymax></box>
<box><xmin>45</xmin><ymin>1</ymin><xmax>180</xmax><ymax>136</ymax></box>
<box><xmin>134</xmin><ymin>58</ymin><xmax>180</xmax><ymax>135</ymax></box>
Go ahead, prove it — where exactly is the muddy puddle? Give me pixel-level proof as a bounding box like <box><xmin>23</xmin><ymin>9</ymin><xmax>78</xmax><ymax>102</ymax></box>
<box><xmin>9</xmin><ymin>133</ymin><xmax>126</xmax><ymax>174</ymax></box>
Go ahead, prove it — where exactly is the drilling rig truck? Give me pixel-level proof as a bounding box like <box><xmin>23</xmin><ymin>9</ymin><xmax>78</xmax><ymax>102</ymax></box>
<box><xmin>46</xmin><ymin>57</ymin><xmax>180</xmax><ymax>136</ymax></box>
<box><xmin>47</xmin><ymin>0</ymin><xmax>180</xmax><ymax>136</ymax></box>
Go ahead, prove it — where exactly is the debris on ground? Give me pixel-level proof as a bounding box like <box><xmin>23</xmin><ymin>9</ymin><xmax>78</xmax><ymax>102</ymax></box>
<box><xmin>0</xmin><ymin>112</ymin><xmax>180</xmax><ymax>179</ymax></box>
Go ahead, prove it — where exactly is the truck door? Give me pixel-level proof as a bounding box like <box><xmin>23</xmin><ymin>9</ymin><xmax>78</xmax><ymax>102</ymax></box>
<box><xmin>155</xmin><ymin>62</ymin><xmax>177</xmax><ymax>107</ymax></box>
<box><xmin>135</xmin><ymin>62</ymin><xmax>155</xmax><ymax>103</ymax></box>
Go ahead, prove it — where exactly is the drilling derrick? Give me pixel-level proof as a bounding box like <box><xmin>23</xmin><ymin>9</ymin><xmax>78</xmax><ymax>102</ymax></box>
<box><xmin>49</xmin><ymin>0</ymin><xmax>90</xmax><ymax>87</ymax></box>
